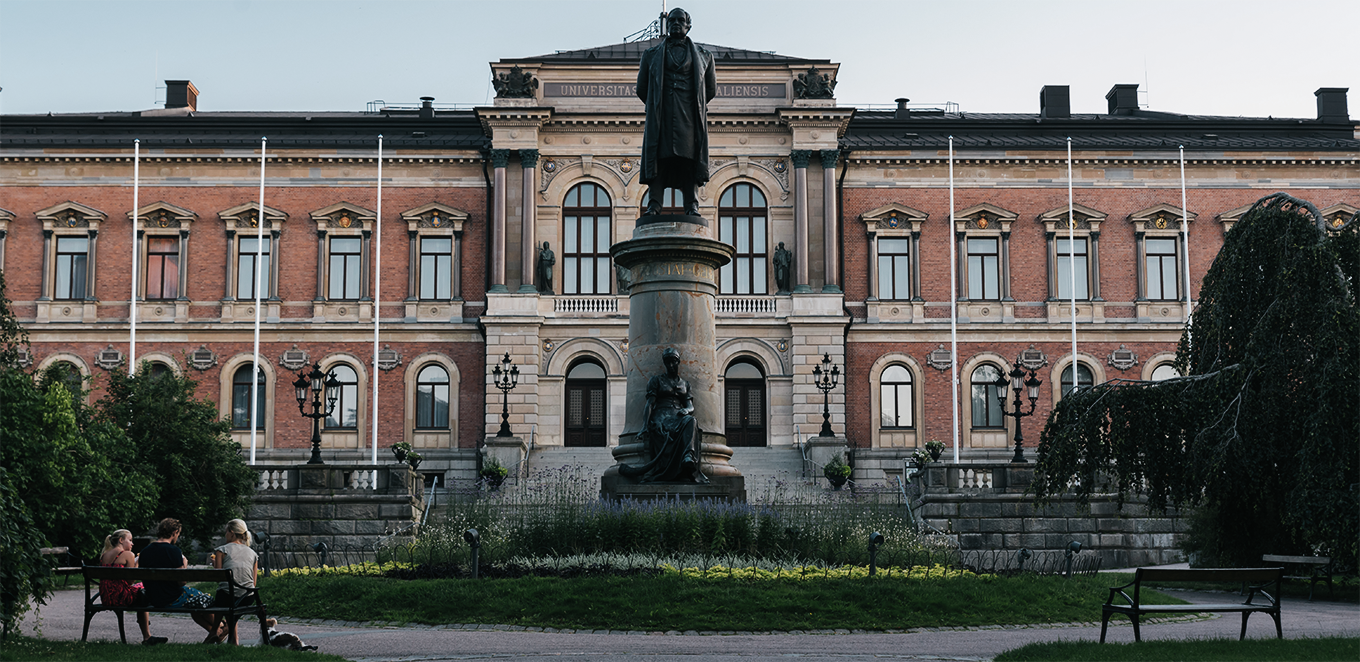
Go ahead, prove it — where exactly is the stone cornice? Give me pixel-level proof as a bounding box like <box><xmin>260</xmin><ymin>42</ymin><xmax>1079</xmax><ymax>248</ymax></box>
<box><xmin>0</xmin><ymin>153</ymin><xmax>484</xmax><ymax>165</ymax></box>
<box><xmin>846</xmin><ymin>155</ymin><xmax>1360</xmax><ymax>166</ymax></box>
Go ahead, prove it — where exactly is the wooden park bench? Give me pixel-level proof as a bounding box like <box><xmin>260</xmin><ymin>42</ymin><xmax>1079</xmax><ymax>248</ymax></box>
<box><xmin>80</xmin><ymin>566</ymin><xmax>269</xmax><ymax>645</ymax></box>
<box><xmin>1261</xmin><ymin>554</ymin><xmax>1333</xmax><ymax>601</ymax></box>
<box><xmin>1100</xmin><ymin>567</ymin><xmax>1282</xmax><ymax>643</ymax></box>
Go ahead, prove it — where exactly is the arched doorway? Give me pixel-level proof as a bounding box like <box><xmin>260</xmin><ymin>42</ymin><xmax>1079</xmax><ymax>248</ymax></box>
<box><xmin>565</xmin><ymin>360</ymin><xmax>607</xmax><ymax>447</ymax></box>
<box><xmin>724</xmin><ymin>361</ymin><xmax>765</xmax><ymax>447</ymax></box>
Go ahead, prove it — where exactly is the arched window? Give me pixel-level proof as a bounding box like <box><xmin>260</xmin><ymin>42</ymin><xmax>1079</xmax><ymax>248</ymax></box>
<box><xmin>642</xmin><ymin>188</ymin><xmax>683</xmax><ymax>214</ymax></box>
<box><xmin>44</xmin><ymin>361</ymin><xmax>84</xmax><ymax>400</ymax></box>
<box><xmin>1150</xmin><ymin>363</ymin><xmax>1180</xmax><ymax>381</ymax></box>
<box><xmin>231</xmin><ymin>365</ymin><xmax>266</xmax><ymax>430</ymax></box>
<box><xmin>1061</xmin><ymin>362</ymin><xmax>1095</xmax><ymax>397</ymax></box>
<box><xmin>564</xmin><ymin>360</ymin><xmax>607</xmax><ymax>446</ymax></box>
<box><xmin>563</xmin><ymin>183</ymin><xmax>612</xmax><ymax>295</ymax></box>
<box><xmin>970</xmin><ymin>364</ymin><xmax>1005</xmax><ymax>428</ymax></box>
<box><xmin>147</xmin><ymin>362</ymin><xmax>172</xmax><ymax>381</ymax></box>
<box><xmin>325</xmin><ymin>365</ymin><xmax>359</xmax><ymax>430</ymax></box>
<box><xmin>718</xmin><ymin>183</ymin><xmax>768</xmax><ymax>295</ymax></box>
<box><xmin>880</xmin><ymin>364</ymin><xmax>913</xmax><ymax>429</ymax></box>
<box><xmin>416</xmin><ymin>365</ymin><xmax>450</xmax><ymax>429</ymax></box>
<box><xmin>724</xmin><ymin>361</ymin><xmax>765</xmax><ymax>446</ymax></box>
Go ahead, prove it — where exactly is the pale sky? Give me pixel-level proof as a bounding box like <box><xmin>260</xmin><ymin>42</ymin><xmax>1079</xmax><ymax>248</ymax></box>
<box><xmin>1</xmin><ymin>0</ymin><xmax>1355</xmax><ymax>119</ymax></box>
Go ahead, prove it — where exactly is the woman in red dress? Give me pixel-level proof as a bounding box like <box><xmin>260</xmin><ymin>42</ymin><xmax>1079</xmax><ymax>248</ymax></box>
<box><xmin>97</xmin><ymin>529</ymin><xmax>167</xmax><ymax>645</ymax></box>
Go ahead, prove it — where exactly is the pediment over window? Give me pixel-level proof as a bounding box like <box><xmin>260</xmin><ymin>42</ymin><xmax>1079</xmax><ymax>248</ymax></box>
<box><xmin>310</xmin><ymin>202</ymin><xmax>376</xmax><ymax>231</ymax></box>
<box><xmin>219</xmin><ymin>202</ymin><xmax>288</xmax><ymax>230</ymax></box>
<box><xmin>401</xmin><ymin>202</ymin><xmax>470</xmax><ymax>231</ymax></box>
<box><xmin>37</xmin><ymin>201</ymin><xmax>106</xmax><ymax>229</ymax></box>
<box><xmin>1037</xmin><ymin>203</ymin><xmax>1106</xmax><ymax>233</ymax></box>
<box><xmin>956</xmin><ymin>203</ymin><xmax>1019</xmax><ymax>232</ymax></box>
<box><xmin>1320</xmin><ymin>203</ymin><xmax>1359</xmax><ymax>230</ymax></box>
<box><xmin>0</xmin><ymin>206</ymin><xmax>13</xmax><ymax>233</ymax></box>
<box><xmin>1128</xmin><ymin>203</ymin><xmax>1196</xmax><ymax>233</ymax></box>
<box><xmin>860</xmin><ymin>203</ymin><xmax>928</xmax><ymax>234</ymax></box>
<box><xmin>1216</xmin><ymin>202</ymin><xmax>1253</xmax><ymax>234</ymax></box>
<box><xmin>128</xmin><ymin>201</ymin><xmax>196</xmax><ymax>229</ymax></box>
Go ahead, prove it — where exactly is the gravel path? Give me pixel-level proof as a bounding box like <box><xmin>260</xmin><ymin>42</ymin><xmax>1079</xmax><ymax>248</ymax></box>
<box><xmin>15</xmin><ymin>585</ymin><xmax>1357</xmax><ymax>661</ymax></box>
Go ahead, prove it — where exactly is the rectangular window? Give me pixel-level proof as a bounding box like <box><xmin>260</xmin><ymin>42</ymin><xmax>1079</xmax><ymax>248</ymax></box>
<box><xmin>877</xmin><ymin>238</ymin><xmax>911</xmax><ymax>300</ymax></box>
<box><xmin>967</xmin><ymin>238</ymin><xmax>999</xmax><ymax>300</ymax></box>
<box><xmin>237</xmin><ymin>237</ymin><xmax>271</xmax><ymax>300</ymax></box>
<box><xmin>146</xmin><ymin>236</ymin><xmax>179</xmax><ymax>300</ymax></box>
<box><xmin>54</xmin><ymin>236</ymin><xmax>88</xmax><ymax>300</ymax></box>
<box><xmin>1055</xmin><ymin>237</ymin><xmax>1089</xmax><ymax>300</ymax></box>
<box><xmin>880</xmin><ymin>383</ymin><xmax>913</xmax><ymax>428</ymax></box>
<box><xmin>1145</xmin><ymin>238</ymin><xmax>1178</xmax><ymax>300</ymax></box>
<box><xmin>231</xmin><ymin>384</ymin><xmax>266</xmax><ymax>429</ymax></box>
<box><xmin>329</xmin><ymin>237</ymin><xmax>362</xmax><ymax>300</ymax></box>
<box><xmin>419</xmin><ymin>237</ymin><xmax>453</xmax><ymax>300</ymax></box>
<box><xmin>718</xmin><ymin>214</ymin><xmax>768</xmax><ymax>295</ymax></box>
<box><xmin>564</xmin><ymin>214</ymin><xmax>610</xmax><ymax>295</ymax></box>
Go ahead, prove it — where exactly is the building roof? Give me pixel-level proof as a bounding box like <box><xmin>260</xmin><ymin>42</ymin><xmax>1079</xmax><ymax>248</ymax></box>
<box><xmin>0</xmin><ymin>111</ymin><xmax>488</xmax><ymax>151</ymax></box>
<box><xmin>843</xmin><ymin>110</ymin><xmax>1360</xmax><ymax>152</ymax></box>
<box><xmin>501</xmin><ymin>39</ymin><xmax>827</xmax><ymax>65</ymax></box>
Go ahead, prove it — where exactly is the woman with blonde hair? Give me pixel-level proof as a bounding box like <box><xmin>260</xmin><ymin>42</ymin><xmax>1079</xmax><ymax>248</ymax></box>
<box><xmin>209</xmin><ymin>518</ymin><xmax>259</xmax><ymax>645</ymax></box>
<box><xmin>97</xmin><ymin>529</ymin><xmax>167</xmax><ymax>646</ymax></box>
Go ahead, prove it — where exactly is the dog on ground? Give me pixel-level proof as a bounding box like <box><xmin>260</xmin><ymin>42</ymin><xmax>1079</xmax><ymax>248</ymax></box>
<box><xmin>263</xmin><ymin>618</ymin><xmax>318</xmax><ymax>651</ymax></box>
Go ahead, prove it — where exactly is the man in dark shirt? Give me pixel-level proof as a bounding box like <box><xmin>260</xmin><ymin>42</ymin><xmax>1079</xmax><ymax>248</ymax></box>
<box><xmin>140</xmin><ymin>518</ymin><xmax>222</xmax><ymax>641</ymax></box>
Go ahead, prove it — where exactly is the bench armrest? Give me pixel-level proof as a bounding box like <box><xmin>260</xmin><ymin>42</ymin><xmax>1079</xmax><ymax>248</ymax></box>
<box><xmin>1244</xmin><ymin>583</ymin><xmax>1278</xmax><ymax>607</ymax></box>
<box><xmin>1105</xmin><ymin>586</ymin><xmax>1135</xmax><ymax>607</ymax></box>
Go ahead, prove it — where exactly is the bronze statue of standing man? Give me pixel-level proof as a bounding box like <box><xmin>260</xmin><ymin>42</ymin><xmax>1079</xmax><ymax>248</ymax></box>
<box><xmin>638</xmin><ymin>8</ymin><xmax>716</xmax><ymax>217</ymax></box>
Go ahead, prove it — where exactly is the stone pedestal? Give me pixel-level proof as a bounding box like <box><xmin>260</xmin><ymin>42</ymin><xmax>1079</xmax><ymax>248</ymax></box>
<box><xmin>247</xmin><ymin>464</ymin><xmax>425</xmax><ymax>548</ymax></box>
<box><xmin>483</xmin><ymin>436</ymin><xmax>527</xmax><ymax>474</ymax></box>
<box><xmin>601</xmin><ymin>214</ymin><xmax>745</xmax><ymax>501</ymax></box>
<box><xmin>805</xmin><ymin>435</ymin><xmax>848</xmax><ymax>471</ymax></box>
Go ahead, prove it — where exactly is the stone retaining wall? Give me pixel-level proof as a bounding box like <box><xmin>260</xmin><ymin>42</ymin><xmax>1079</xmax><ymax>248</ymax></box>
<box><xmin>247</xmin><ymin>464</ymin><xmax>426</xmax><ymax>549</ymax></box>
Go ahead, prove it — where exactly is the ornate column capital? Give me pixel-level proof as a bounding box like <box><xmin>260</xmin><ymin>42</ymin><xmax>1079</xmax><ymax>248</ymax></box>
<box><xmin>819</xmin><ymin>149</ymin><xmax>839</xmax><ymax>169</ymax></box>
<box><xmin>519</xmin><ymin>149</ymin><xmax>540</xmax><ymax>168</ymax></box>
<box><xmin>790</xmin><ymin>150</ymin><xmax>812</xmax><ymax>169</ymax></box>
<box><xmin>490</xmin><ymin>149</ymin><xmax>511</xmax><ymax>169</ymax></box>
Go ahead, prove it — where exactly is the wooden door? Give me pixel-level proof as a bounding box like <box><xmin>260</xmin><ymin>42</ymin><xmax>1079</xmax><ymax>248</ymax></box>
<box><xmin>565</xmin><ymin>379</ymin><xmax>607</xmax><ymax>447</ymax></box>
<box><xmin>725</xmin><ymin>379</ymin><xmax>766</xmax><ymax>447</ymax></box>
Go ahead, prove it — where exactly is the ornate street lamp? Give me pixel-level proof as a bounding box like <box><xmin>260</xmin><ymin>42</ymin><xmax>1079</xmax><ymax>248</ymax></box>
<box><xmin>995</xmin><ymin>360</ymin><xmax>1042</xmax><ymax>463</ymax></box>
<box><xmin>293</xmin><ymin>362</ymin><xmax>340</xmax><ymax>464</ymax></box>
<box><xmin>812</xmin><ymin>353</ymin><xmax>841</xmax><ymax>438</ymax></box>
<box><xmin>492</xmin><ymin>352</ymin><xmax>520</xmax><ymax>438</ymax></box>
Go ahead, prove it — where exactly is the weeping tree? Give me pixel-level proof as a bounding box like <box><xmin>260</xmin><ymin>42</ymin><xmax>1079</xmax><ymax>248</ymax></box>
<box><xmin>1033</xmin><ymin>193</ymin><xmax>1358</xmax><ymax>569</ymax></box>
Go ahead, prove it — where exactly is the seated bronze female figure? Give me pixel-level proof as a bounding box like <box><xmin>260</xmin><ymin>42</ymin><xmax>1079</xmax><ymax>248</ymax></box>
<box><xmin>619</xmin><ymin>347</ymin><xmax>708</xmax><ymax>483</ymax></box>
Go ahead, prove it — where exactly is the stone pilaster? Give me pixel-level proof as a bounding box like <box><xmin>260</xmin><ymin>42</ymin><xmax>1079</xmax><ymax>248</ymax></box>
<box><xmin>489</xmin><ymin>148</ymin><xmax>511</xmax><ymax>293</ymax></box>
<box><xmin>791</xmin><ymin>150</ymin><xmax>812</xmax><ymax>293</ymax></box>
<box><xmin>518</xmin><ymin>149</ymin><xmax>539</xmax><ymax>293</ymax></box>
<box><xmin>820</xmin><ymin>149</ymin><xmax>840</xmax><ymax>293</ymax></box>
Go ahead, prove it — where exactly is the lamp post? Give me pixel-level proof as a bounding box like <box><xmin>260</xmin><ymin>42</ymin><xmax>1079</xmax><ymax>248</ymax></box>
<box><xmin>293</xmin><ymin>362</ymin><xmax>340</xmax><ymax>464</ymax></box>
<box><xmin>492</xmin><ymin>352</ymin><xmax>519</xmax><ymax>438</ymax></box>
<box><xmin>995</xmin><ymin>360</ymin><xmax>1042</xmax><ymax>463</ymax></box>
<box><xmin>812</xmin><ymin>353</ymin><xmax>840</xmax><ymax>438</ymax></box>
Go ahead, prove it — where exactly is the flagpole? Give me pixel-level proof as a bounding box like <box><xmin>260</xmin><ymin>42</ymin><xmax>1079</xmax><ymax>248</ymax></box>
<box><xmin>1068</xmin><ymin>138</ymin><xmax>1076</xmax><ymax>374</ymax></box>
<box><xmin>1180</xmin><ymin>145</ymin><xmax>1192</xmax><ymax>349</ymax></box>
<box><xmin>948</xmin><ymin>136</ymin><xmax>960</xmax><ymax>463</ymax></box>
<box><xmin>130</xmin><ymin>140</ymin><xmax>140</xmax><ymax>370</ymax></box>
<box><xmin>371</xmin><ymin>135</ymin><xmax>383</xmax><ymax>469</ymax></box>
<box><xmin>249</xmin><ymin>137</ymin><xmax>267</xmax><ymax>465</ymax></box>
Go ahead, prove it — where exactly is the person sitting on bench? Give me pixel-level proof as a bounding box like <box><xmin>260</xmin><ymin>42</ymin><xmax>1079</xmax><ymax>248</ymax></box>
<box><xmin>208</xmin><ymin>519</ymin><xmax>259</xmax><ymax>645</ymax></box>
<box><xmin>140</xmin><ymin>518</ymin><xmax>222</xmax><ymax>642</ymax></box>
<box><xmin>96</xmin><ymin>528</ymin><xmax>167</xmax><ymax>646</ymax></box>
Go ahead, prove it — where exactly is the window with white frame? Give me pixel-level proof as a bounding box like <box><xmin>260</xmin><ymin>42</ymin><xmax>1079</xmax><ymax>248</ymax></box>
<box><xmin>54</xmin><ymin>236</ymin><xmax>89</xmax><ymax>300</ymax></box>
<box><xmin>415</xmin><ymin>364</ymin><xmax>450</xmax><ymax>429</ymax></box>
<box><xmin>1055</xmin><ymin>237</ymin><xmax>1089</xmax><ymax>300</ymax></box>
<box><xmin>231</xmin><ymin>365</ymin><xmax>266</xmax><ymax>430</ymax></box>
<box><xmin>877</xmin><ymin>238</ymin><xmax>911</xmax><ymax>301</ymax></box>
<box><xmin>218</xmin><ymin>203</ymin><xmax>285</xmax><ymax>302</ymax></box>
<box><xmin>36</xmin><ymin>202</ymin><xmax>104</xmax><ymax>306</ymax></box>
<box><xmin>1150</xmin><ymin>363</ymin><xmax>1180</xmax><ymax>381</ymax></box>
<box><xmin>402</xmin><ymin>203</ymin><xmax>468</xmax><ymax>305</ymax></box>
<box><xmin>1039</xmin><ymin>203</ymin><xmax>1106</xmax><ymax>303</ymax></box>
<box><xmin>970</xmin><ymin>364</ymin><xmax>1005</xmax><ymax>428</ymax></box>
<box><xmin>325</xmin><ymin>364</ymin><xmax>359</xmax><ymax>430</ymax></box>
<box><xmin>237</xmin><ymin>236</ymin><xmax>271</xmax><ymax>301</ymax></box>
<box><xmin>1128</xmin><ymin>204</ymin><xmax>1196</xmax><ymax>303</ymax></box>
<box><xmin>718</xmin><ymin>183</ymin><xmax>769</xmax><ymax>295</ymax></box>
<box><xmin>563</xmin><ymin>183</ymin><xmax>612</xmax><ymax>295</ymax></box>
<box><xmin>1144</xmin><ymin>238</ymin><xmax>1179</xmax><ymax>300</ymax></box>
<box><xmin>967</xmin><ymin>238</ymin><xmax>1000</xmax><ymax>301</ymax></box>
<box><xmin>879</xmin><ymin>364</ymin><xmax>913</xmax><ymax>428</ymax></box>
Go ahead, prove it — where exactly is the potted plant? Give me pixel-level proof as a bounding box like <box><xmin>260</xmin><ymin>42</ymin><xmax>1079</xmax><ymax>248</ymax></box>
<box><xmin>480</xmin><ymin>455</ymin><xmax>509</xmax><ymax>490</ymax></box>
<box><xmin>391</xmin><ymin>441</ymin><xmax>412</xmax><ymax>464</ymax></box>
<box><xmin>406</xmin><ymin>451</ymin><xmax>422</xmax><ymax>471</ymax></box>
<box><xmin>911</xmin><ymin>448</ymin><xmax>932</xmax><ymax>469</ymax></box>
<box><xmin>822</xmin><ymin>454</ymin><xmax>852</xmax><ymax>490</ymax></box>
<box><xmin>925</xmin><ymin>440</ymin><xmax>946</xmax><ymax>463</ymax></box>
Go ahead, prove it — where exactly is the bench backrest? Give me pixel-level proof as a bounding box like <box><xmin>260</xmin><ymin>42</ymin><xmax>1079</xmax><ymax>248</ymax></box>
<box><xmin>82</xmin><ymin>565</ymin><xmax>232</xmax><ymax>584</ymax></box>
<box><xmin>1136</xmin><ymin>567</ymin><xmax>1281</xmax><ymax>584</ymax></box>
<box><xmin>1262</xmin><ymin>554</ymin><xmax>1330</xmax><ymax>565</ymax></box>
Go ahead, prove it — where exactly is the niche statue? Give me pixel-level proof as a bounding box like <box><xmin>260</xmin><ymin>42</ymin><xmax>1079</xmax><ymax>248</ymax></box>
<box><xmin>638</xmin><ymin>7</ymin><xmax>716</xmax><ymax>217</ymax></box>
<box><xmin>536</xmin><ymin>241</ymin><xmax>555</xmax><ymax>294</ymax></box>
<box><xmin>619</xmin><ymin>348</ymin><xmax>708</xmax><ymax>483</ymax></box>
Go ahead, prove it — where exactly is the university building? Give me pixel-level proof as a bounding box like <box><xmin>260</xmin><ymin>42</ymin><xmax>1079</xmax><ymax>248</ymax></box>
<box><xmin>2</xmin><ymin>38</ymin><xmax>1355</xmax><ymax>491</ymax></box>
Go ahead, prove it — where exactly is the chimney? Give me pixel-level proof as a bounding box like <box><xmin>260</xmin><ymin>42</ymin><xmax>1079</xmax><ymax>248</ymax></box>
<box><xmin>420</xmin><ymin>96</ymin><xmax>435</xmax><ymax>119</ymax></box>
<box><xmin>1106</xmin><ymin>84</ymin><xmax>1139</xmax><ymax>115</ymax></box>
<box><xmin>1315</xmin><ymin>88</ymin><xmax>1349</xmax><ymax>123</ymax></box>
<box><xmin>894</xmin><ymin>97</ymin><xmax>910</xmax><ymax>120</ymax></box>
<box><xmin>1040</xmin><ymin>85</ymin><xmax>1070</xmax><ymax>119</ymax></box>
<box><xmin>165</xmin><ymin>80</ymin><xmax>198</xmax><ymax>111</ymax></box>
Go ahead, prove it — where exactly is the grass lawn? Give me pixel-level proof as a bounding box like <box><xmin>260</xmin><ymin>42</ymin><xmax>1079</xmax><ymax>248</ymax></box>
<box><xmin>259</xmin><ymin>571</ymin><xmax>1184</xmax><ymax>631</ymax></box>
<box><xmin>0</xmin><ymin>636</ymin><xmax>348</xmax><ymax>662</ymax></box>
<box><xmin>995</xmin><ymin>636</ymin><xmax>1360</xmax><ymax>661</ymax></box>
